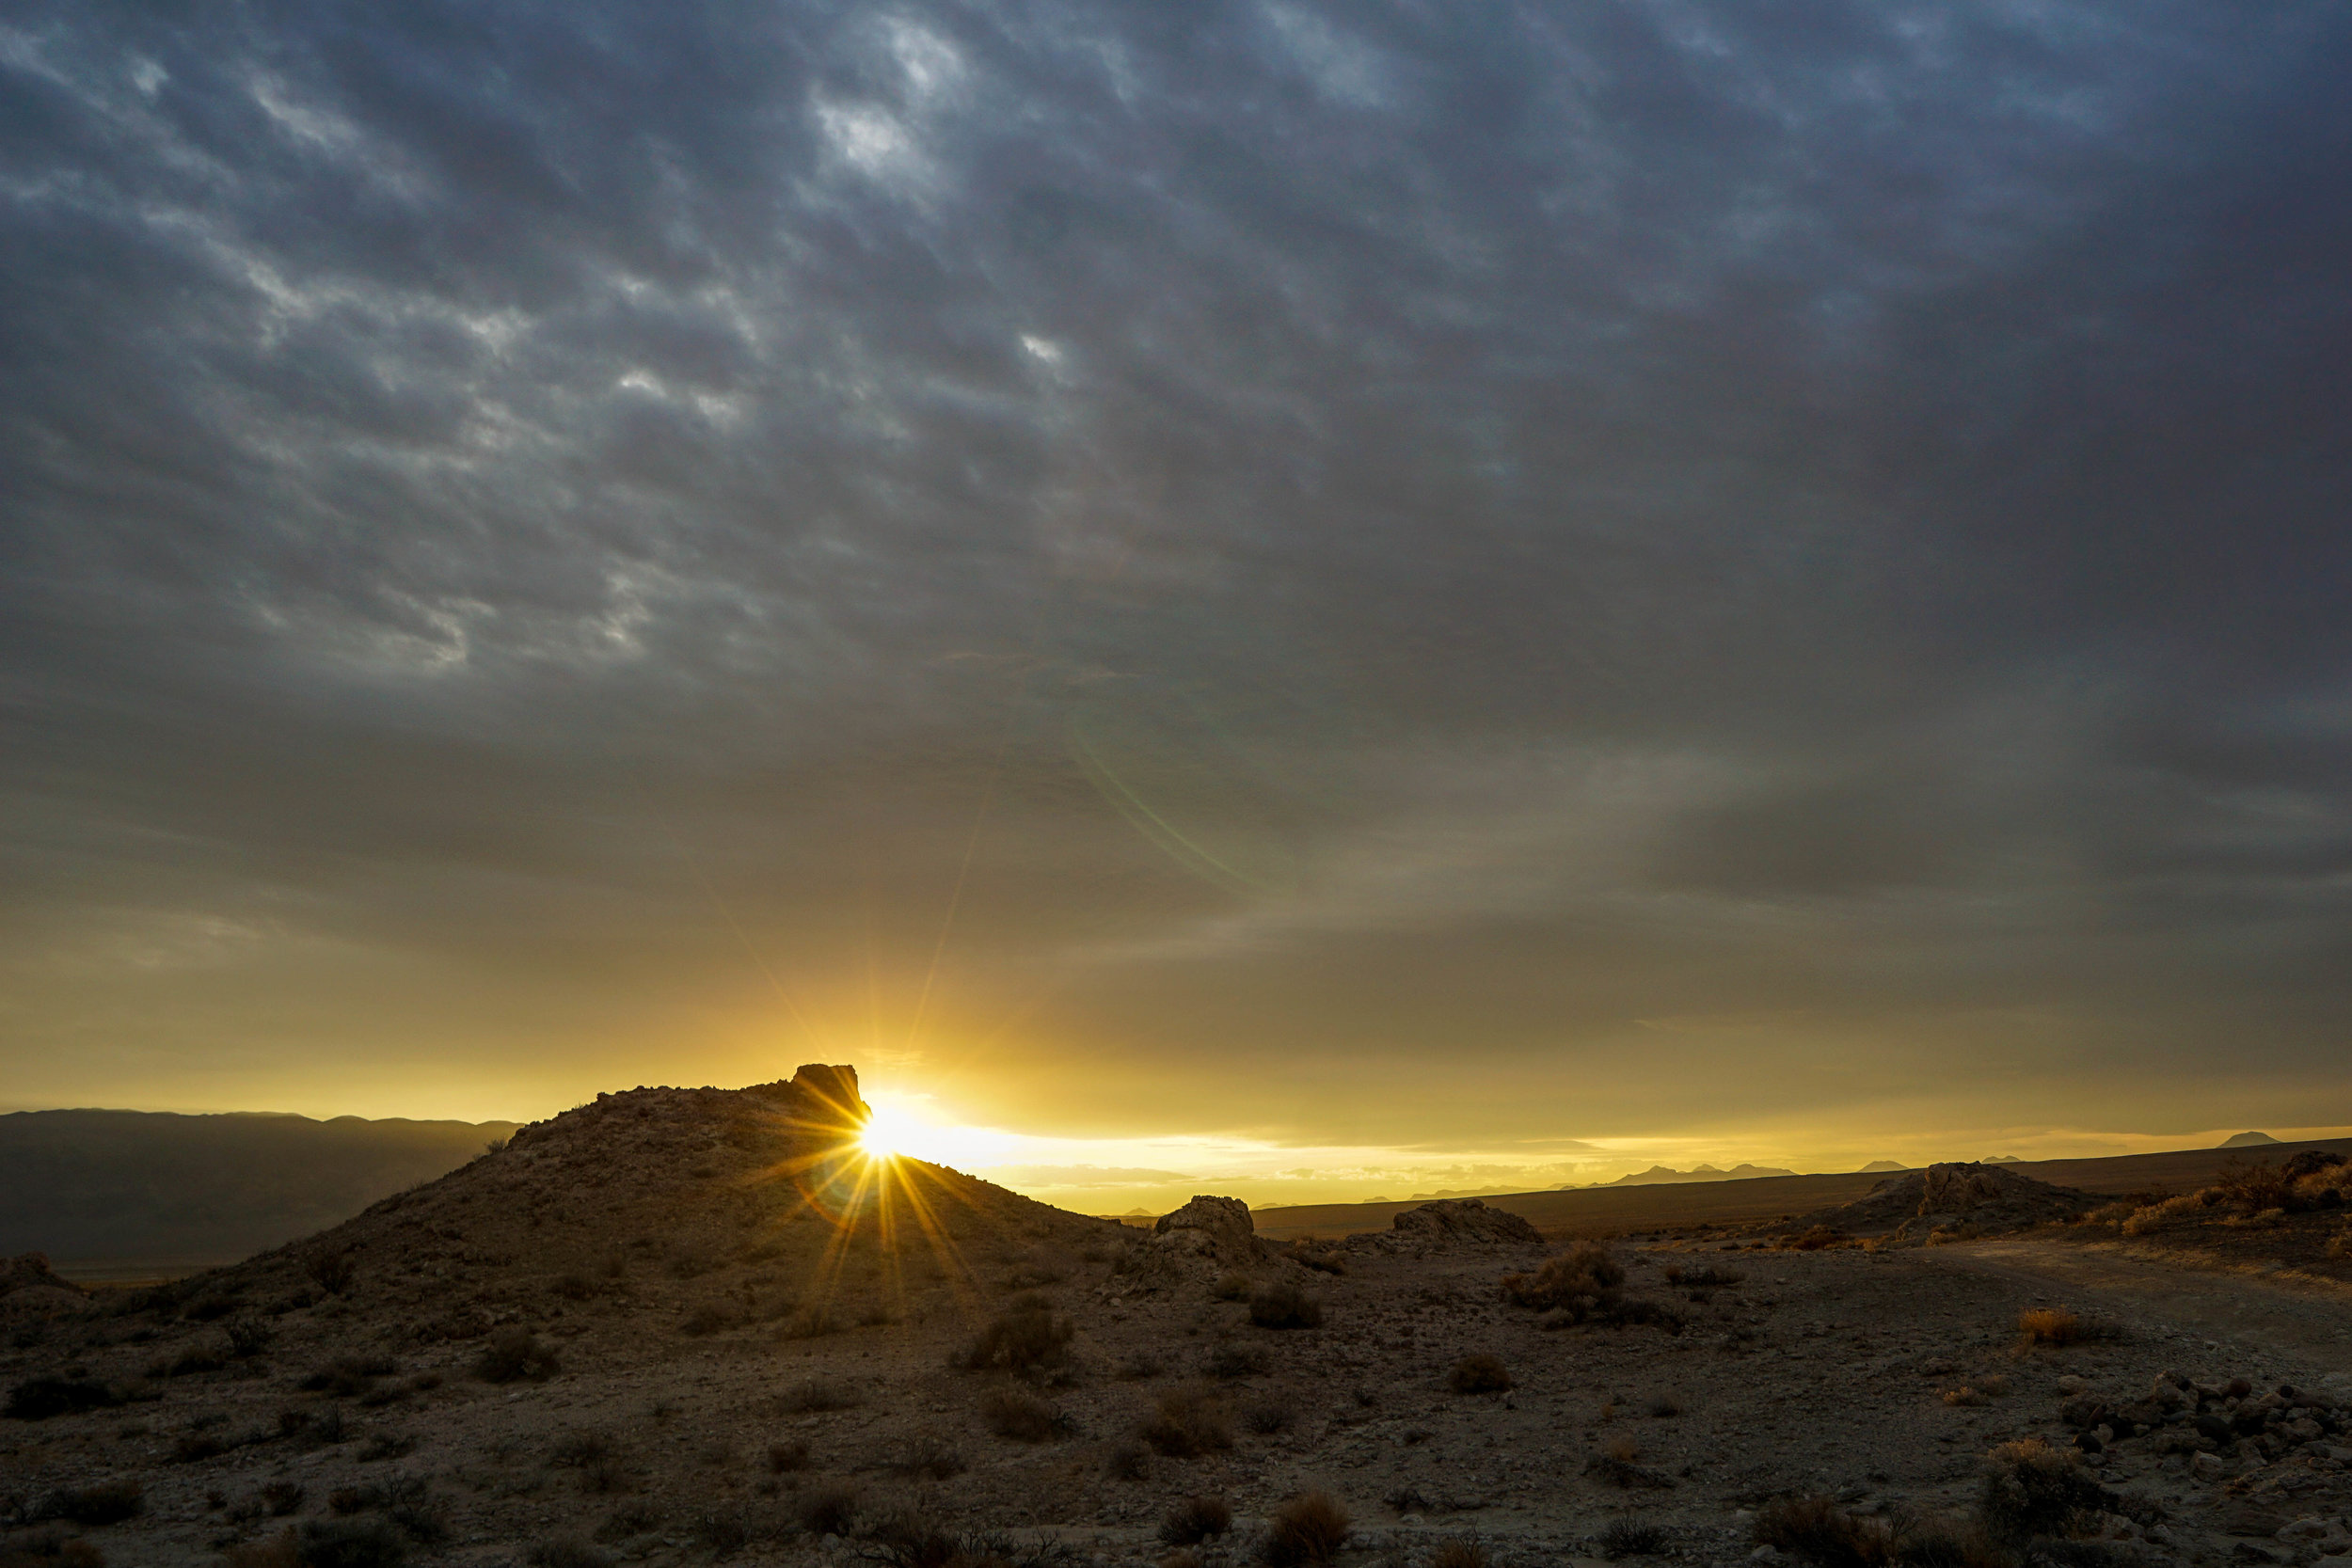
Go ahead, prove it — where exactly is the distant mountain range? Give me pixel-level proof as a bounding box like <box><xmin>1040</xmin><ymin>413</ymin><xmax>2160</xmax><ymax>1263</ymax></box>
<box><xmin>1592</xmin><ymin>1163</ymin><xmax>1799</xmax><ymax>1187</ymax></box>
<box><xmin>0</xmin><ymin>1108</ymin><xmax>519</xmax><ymax>1269</ymax></box>
<box><xmin>2219</xmin><ymin>1131</ymin><xmax>2280</xmax><ymax>1148</ymax></box>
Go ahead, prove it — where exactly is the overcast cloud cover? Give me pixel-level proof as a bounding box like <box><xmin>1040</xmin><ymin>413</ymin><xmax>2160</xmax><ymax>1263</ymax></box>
<box><xmin>4</xmin><ymin>1</ymin><xmax>2350</xmax><ymax>1177</ymax></box>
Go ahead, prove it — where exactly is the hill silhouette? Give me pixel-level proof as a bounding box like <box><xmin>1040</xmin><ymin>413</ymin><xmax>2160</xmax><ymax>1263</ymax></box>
<box><xmin>0</xmin><ymin>1108</ymin><xmax>520</xmax><ymax>1270</ymax></box>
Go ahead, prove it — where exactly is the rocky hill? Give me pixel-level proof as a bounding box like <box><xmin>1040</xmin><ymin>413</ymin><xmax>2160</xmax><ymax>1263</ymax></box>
<box><xmin>115</xmin><ymin>1065</ymin><xmax>1116</xmax><ymax>1338</ymax></box>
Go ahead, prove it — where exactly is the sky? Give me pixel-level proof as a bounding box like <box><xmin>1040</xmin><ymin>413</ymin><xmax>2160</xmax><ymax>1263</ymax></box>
<box><xmin>5</xmin><ymin>2</ymin><xmax>2351</xmax><ymax>1213</ymax></box>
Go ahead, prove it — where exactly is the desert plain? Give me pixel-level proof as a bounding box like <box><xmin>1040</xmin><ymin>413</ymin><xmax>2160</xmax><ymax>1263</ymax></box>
<box><xmin>4</xmin><ymin>1067</ymin><xmax>2350</xmax><ymax>1568</ymax></box>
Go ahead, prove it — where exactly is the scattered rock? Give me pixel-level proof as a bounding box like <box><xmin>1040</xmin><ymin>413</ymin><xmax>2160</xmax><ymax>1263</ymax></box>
<box><xmin>1347</xmin><ymin>1197</ymin><xmax>1545</xmax><ymax>1255</ymax></box>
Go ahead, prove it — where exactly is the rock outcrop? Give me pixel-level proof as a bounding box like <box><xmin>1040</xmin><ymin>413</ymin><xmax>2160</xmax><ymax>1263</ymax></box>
<box><xmin>1150</xmin><ymin>1195</ymin><xmax>1263</xmax><ymax>1264</ymax></box>
<box><xmin>0</xmin><ymin>1252</ymin><xmax>89</xmax><ymax>1324</ymax></box>
<box><xmin>1785</xmin><ymin>1161</ymin><xmax>2093</xmax><ymax>1243</ymax></box>
<box><xmin>1374</xmin><ymin>1197</ymin><xmax>1544</xmax><ymax>1253</ymax></box>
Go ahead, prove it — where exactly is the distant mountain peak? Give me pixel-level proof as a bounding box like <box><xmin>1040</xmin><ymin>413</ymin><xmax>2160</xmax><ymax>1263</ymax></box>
<box><xmin>1982</xmin><ymin>1154</ymin><xmax>2021</xmax><ymax>1164</ymax></box>
<box><xmin>2219</xmin><ymin>1131</ymin><xmax>2281</xmax><ymax>1148</ymax></box>
<box><xmin>1856</xmin><ymin>1160</ymin><xmax>1908</xmax><ymax>1173</ymax></box>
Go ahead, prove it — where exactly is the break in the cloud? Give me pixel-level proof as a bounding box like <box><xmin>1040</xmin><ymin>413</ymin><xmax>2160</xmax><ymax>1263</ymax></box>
<box><xmin>3</xmin><ymin>2</ymin><xmax>2351</xmax><ymax>1164</ymax></box>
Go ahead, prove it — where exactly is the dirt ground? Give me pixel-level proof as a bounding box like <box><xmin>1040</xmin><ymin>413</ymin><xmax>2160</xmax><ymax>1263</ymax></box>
<box><xmin>5</xmin><ymin>1084</ymin><xmax>2350</xmax><ymax>1568</ymax></box>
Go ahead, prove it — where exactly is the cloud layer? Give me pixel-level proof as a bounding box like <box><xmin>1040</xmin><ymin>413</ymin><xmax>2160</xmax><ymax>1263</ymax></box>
<box><xmin>4</xmin><ymin>2</ymin><xmax>2350</xmax><ymax>1154</ymax></box>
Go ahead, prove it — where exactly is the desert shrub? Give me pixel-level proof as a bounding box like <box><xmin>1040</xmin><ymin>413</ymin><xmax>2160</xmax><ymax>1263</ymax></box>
<box><xmin>1785</xmin><ymin>1227</ymin><xmax>1852</xmax><ymax>1252</ymax></box>
<box><xmin>550</xmin><ymin>1429</ymin><xmax>612</xmax><ymax>1467</ymax></box>
<box><xmin>857</xmin><ymin>1302</ymin><xmax>898</xmax><ymax>1327</ymax></box>
<box><xmin>1248</xmin><ymin>1280</ymin><xmax>1323</xmax><ymax>1329</ymax></box>
<box><xmin>1286</xmin><ymin>1243</ymin><xmax>1348</xmax><ymax>1275</ymax></box>
<box><xmin>678</xmin><ymin>1305</ymin><xmax>738</xmax><ymax>1337</ymax></box>
<box><xmin>1584</xmin><ymin>1441</ymin><xmax>1675</xmax><ymax>1491</ymax></box>
<box><xmin>2213</xmin><ymin>1158</ymin><xmax>2299</xmax><ymax>1213</ymax></box>
<box><xmin>550</xmin><ymin>1273</ymin><xmax>596</xmax><ymax>1301</ymax></box>
<box><xmin>776</xmin><ymin>1307</ymin><xmax>840</xmax><ymax>1340</ymax></box>
<box><xmin>764</xmin><ymin>1438</ymin><xmax>810</xmax><ymax>1473</ymax></box>
<box><xmin>1754</xmin><ymin>1496</ymin><xmax>1894</xmax><ymax>1568</ymax></box>
<box><xmin>795</xmin><ymin>1484</ymin><xmax>861</xmax><ymax>1538</ymax></box>
<box><xmin>472</xmin><ymin>1330</ymin><xmax>559</xmax><ymax>1384</ymax></box>
<box><xmin>43</xmin><ymin>1480</ymin><xmax>143</xmax><ymax>1526</ymax></box>
<box><xmin>1159</xmin><ymin>1497</ymin><xmax>1232</xmax><ymax>1546</ymax></box>
<box><xmin>593</xmin><ymin>1505</ymin><xmax>660</xmax><ymax>1544</ymax></box>
<box><xmin>227</xmin><ymin>1318</ymin><xmax>276</xmax><ymax>1358</ymax></box>
<box><xmin>173</xmin><ymin>1432</ymin><xmax>230</xmax><ymax>1462</ymax></box>
<box><xmin>1142</xmin><ymin>1386</ymin><xmax>1233</xmax><ymax>1457</ymax></box>
<box><xmin>1979</xmin><ymin>1438</ymin><xmax>2103</xmax><ymax>1544</ymax></box>
<box><xmin>294</xmin><ymin>1518</ymin><xmax>407</xmax><ymax>1568</ymax></box>
<box><xmin>778</xmin><ymin>1377</ymin><xmax>860</xmax><ymax>1414</ymax></box>
<box><xmin>1205</xmin><ymin>1343</ymin><xmax>1269</xmax><ymax>1379</ymax></box>
<box><xmin>1645</xmin><ymin>1397</ymin><xmax>1681</xmax><ymax>1418</ymax></box>
<box><xmin>692</xmin><ymin>1508</ymin><xmax>761</xmax><ymax>1559</ymax></box>
<box><xmin>1243</xmin><ymin>1397</ymin><xmax>1296</xmax><ymax>1433</ymax></box>
<box><xmin>226</xmin><ymin>1529</ymin><xmax>301</xmax><ymax>1568</ymax></box>
<box><xmin>1450</xmin><ymin>1354</ymin><xmax>1512</xmax><ymax>1394</ymax></box>
<box><xmin>6</xmin><ymin>1377</ymin><xmax>118</xmax><ymax>1420</ymax></box>
<box><xmin>1664</xmin><ymin>1264</ymin><xmax>1743</xmax><ymax>1288</ymax></box>
<box><xmin>525</xmin><ymin>1542</ymin><xmax>611</xmax><ymax>1568</ymax></box>
<box><xmin>2017</xmin><ymin>1308</ymin><xmax>2079</xmax><ymax>1345</ymax></box>
<box><xmin>1104</xmin><ymin>1439</ymin><xmax>1149</xmax><ymax>1480</ymax></box>
<box><xmin>1117</xmin><ymin>1352</ymin><xmax>1164</xmax><ymax>1380</ymax></box>
<box><xmin>888</xmin><ymin>1433</ymin><xmax>968</xmax><ymax>1480</ymax></box>
<box><xmin>263</xmin><ymin>1482</ymin><xmax>307</xmax><ymax>1517</ymax></box>
<box><xmin>1943</xmin><ymin>1387</ymin><xmax>1991</xmax><ymax>1407</ymax></box>
<box><xmin>304</xmin><ymin>1253</ymin><xmax>356</xmax><ymax>1296</ymax></box>
<box><xmin>358</xmin><ymin>1432</ymin><xmax>415</xmax><ymax>1463</ymax></box>
<box><xmin>2121</xmin><ymin>1194</ymin><xmax>2206</xmax><ymax>1236</ymax></box>
<box><xmin>981</xmin><ymin>1386</ymin><xmax>1062</xmax><ymax>1441</ymax></box>
<box><xmin>957</xmin><ymin>1295</ymin><xmax>1073</xmax><ymax>1372</ymax></box>
<box><xmin>1430</xmin><ymin>1541</ymin><xmax>1488</xmax><ymax>1568</ymax></box>
<box><xmin>1501</xmin><ymin>1246</ymin><xmax>1626</xmax><ymax>1313</ymax></box>
<box><xmin>1599</xmin><ymin>1519</ymin><xmax>1668</xmax><ymax>1559</ymax></box>
<box><xmin>1210</xmin><ymin>1273</ymin><xmax>1253</xmax><ymax>1302</ymax></box>
<box><xmin>580</xmin><ymin>1456</ymin><xmax>628</xmax><ymax>1495</ymax></box>
<box><xmin>1263</xmin><ymin>1492</ymin><xmax>1349</xmax><ymax>1568</ymax></box>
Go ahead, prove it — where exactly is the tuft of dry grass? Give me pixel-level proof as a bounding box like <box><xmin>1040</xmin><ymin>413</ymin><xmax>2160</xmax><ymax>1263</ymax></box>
<box><xmin>956</xmin><ymin>1295</ymin><xmax>1073</xmax><ymax>1372</ymax></box>
<box><xmin>1210</xmin><ymin>1273</ymin><xmax>1252</xmax><ymax>1302</ymax></box>
<box><xmin>776</xmin><ymin>1377</ymin><xmax>860</xmax><ymax>1414</ymax></box>
<box><xmin>794</xmin><ymin>1485</ymin><xmax>861</xmax><ymax>1538</ymax></box>
<box><xmin>1243</xmin><ymin>1396</ymin><xmax>1297</xmax><ymax>1434</ymax></box>
<box><xmin>764</xmin><ymin>1439</ymin><xmax>809</xmax><ymax>1474</ymax></box>
<box><xmin>1501</xmin><ymin>1245</ymin><xmax>1625</xmax><ymax>1310</ymax></box>
<box><xmin>1449</xmin><ymin>1354</ymin><xmax>1512</xmax><ymax>1395</ymax></box>
<box><xmin>979</xmin><ymin>1386</ymin><xmax>1061</xmax><ymax>1442</ymax></box>
<box><xmin>2017</xmin><ymin>1307</ymin><xmax>2119</xmax><ymax>1347</ymax></box>
<box><xmin>1141</xmin><ymin>1385</ymin><xmax>1234</xmax><ymax>1458</ymax></box>
<box><xmin>1980</xmin><ymin>1438</ymin><xmax>2103</xmax><ymax>1544</ymax></box>
<box><xmin>1262</xmin><ymin>1492</ymin><xmax>1350</xmax><ymax>1568</ymax></box>
<box><xmin>1430</xmin><ymin>1540</ymin><xmax>1488</xmax><ymax>1568</ymax></box>
<box><xmin>1599</xmin><ymin>1518</ymin><xmax>1668</xmax><ymax>1559</ymax></box>
<box><xmin>1157</xmin><ymin>1496</ymin><xmax>1233</xmax><ymax>1546</ymax></box>
<box><xmin>473</xmin><ymin>1329</ymin><xmax>559</xmax><ymax>1384</ymax></box>
<box><xmin>1248</xmin><ymin>1280</ymin><xmax>1324</xmax><ymax>1329</ymax></box>
<box><xmin>1754</xmin><ymin>1496</ymin><xmax>1894</xmax><ymax>1568</ymax></box>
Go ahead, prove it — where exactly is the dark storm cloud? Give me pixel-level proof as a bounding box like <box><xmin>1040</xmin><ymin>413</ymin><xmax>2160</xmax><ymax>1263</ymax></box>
<box><xmin>3</xmin><ymin>1</ymin><xmax>2349</xmax><ymax>1138</ymax></box>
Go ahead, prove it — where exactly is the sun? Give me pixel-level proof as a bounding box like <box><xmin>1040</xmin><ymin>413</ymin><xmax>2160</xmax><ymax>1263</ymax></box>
<box><xmin>858</xmin><ymin>1101</ymin><xmax>919</xmax><ymax>1161</ymax></box>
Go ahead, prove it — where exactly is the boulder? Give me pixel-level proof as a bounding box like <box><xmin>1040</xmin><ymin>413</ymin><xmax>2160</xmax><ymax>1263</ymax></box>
<box><xmin>1149</xmin><ymin>1196</ymin><xmax>1263</xmax><ymax>1266</ymax></box>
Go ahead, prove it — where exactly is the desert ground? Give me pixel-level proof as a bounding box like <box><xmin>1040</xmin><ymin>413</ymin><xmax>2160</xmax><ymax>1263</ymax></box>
<box><xmin>4</xmin><ymin>1069</ymin><xmax>2349</xmax><ymax>1568</ymax></box>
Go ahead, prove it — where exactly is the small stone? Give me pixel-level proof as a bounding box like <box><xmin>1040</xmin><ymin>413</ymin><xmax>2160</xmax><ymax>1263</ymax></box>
<box><xmin>2193</xmin><ymin>1451</ymin><xmax>2228</xmax><ymax>1481</ymax></box>
<box><xmin>2057</xmin><ymin>1375</ymin><xmax>2089</xmax><ymax>1394</ymax></box>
